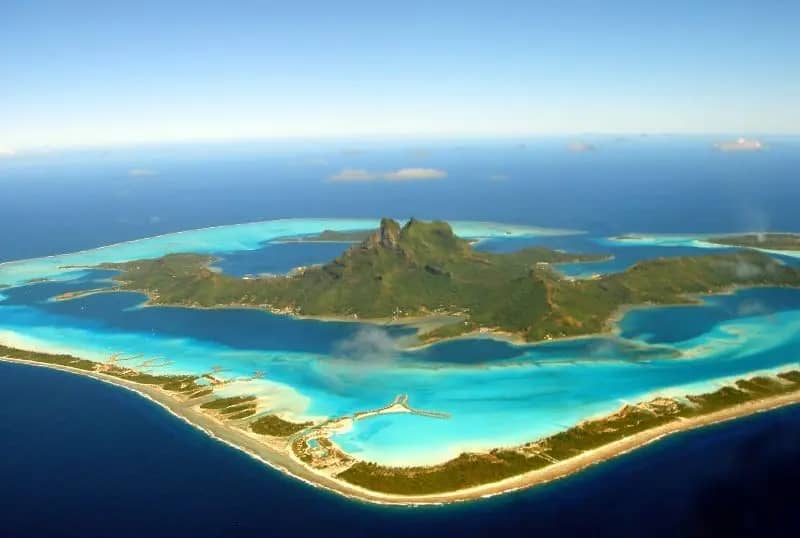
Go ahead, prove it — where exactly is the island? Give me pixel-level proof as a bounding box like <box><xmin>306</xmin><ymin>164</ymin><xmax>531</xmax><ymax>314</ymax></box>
<box><xmin>4</xmin><ymin>217</ymin><xmax>800</xmax><ymax>504</ymax></box>
<box><xmin>707</xmin><ymin>233</ymin><xmax>800</xmax><ymax>251</ymax></box>
<box><xmin>714</xmin><ymin>137</ymin><xmax>764</xmax><ymax>152</ymax></box>
<box><xmin>97</xmin><ymin>218</ymin><xmax>800</xmax><ymax>344</ymax></box>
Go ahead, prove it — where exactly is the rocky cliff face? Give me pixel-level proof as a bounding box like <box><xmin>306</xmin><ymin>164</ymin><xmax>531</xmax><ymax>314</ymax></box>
<box><xmin>358</xmin><ymin>217</ymin><xmax>466</xmax><ymax>262</ymax></box>
<box><xmin>365</xmin><ymin>218</ymin><xmax>402</xmax><ymax>250</ymax></box>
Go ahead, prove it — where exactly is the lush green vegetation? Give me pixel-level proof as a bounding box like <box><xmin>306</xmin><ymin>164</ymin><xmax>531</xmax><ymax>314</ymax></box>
<box><xmin>219</xmin><ymin>401</ymin><xmax>256</xmax><ymax>415</ymax></box>
<box><xmin>778</xmin><ymin>371</ymin><xmax>800</xmax><ymax>383</ymax></box>
<box><xmin>195</xmin><ymin>396</ymin><xmax>258</xmax><ymax>419</ymax></box>
<box><xmin>339</xmin><ymin>451</ymin><xmax>550</xmax><ymax>495</ymax></box>
<box><xmin>121</xmin><ymin>371</ymin><xmax>185</xmax><ymax>385</ymax></box>
<box><xmin>161</xmin><ymin>377</ymin><xmax>202</xmax><ymax>393</ymax></box>
<box><xmin>708</xmin><ymin>233</ymin><xmax>800</xmax><ymax>251</ymax></box>
<box><xmin>100</xmin><ymin>218</ymin><xmax>800</xmax><ymax>343</ymax></box>
<box><xmin>337</xmin><ymin>371</ymin><xmax>800</xmax><ymax>495</ymax></box>
<box><xmin>200</xmin><ymin>396</ymin><xmax>256</xmax><ymax>410</ymax></box>
<box><xmin>0</xmin><ymin>344</ymin><xmax>98</xmax><ymax>371</ymax></box>
<box><xmin>251</xmin><ymin>414</ymin><xmax>312</xmax><ymax>436</ymax></box>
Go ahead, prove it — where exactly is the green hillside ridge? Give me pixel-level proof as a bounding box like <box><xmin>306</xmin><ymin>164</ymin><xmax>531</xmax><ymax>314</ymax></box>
<box><xmin>98</xmin><ymin>218</ymin><xmax>800</xmax><ymax>343</ymax></box>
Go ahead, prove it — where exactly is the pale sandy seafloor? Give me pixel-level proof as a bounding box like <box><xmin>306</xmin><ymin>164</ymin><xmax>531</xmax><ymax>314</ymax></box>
<box><xmin>3</xmin><ymin>356</ymin><xmax>800</xmax><ymax>505</ymax></box>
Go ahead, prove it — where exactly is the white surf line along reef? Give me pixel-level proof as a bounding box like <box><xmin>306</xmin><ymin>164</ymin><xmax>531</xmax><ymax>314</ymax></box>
<box><xmin>602</xmin><ymin>233</ymin><xmax>800</xmax><ymax>259</ymax></box>
<box><xmin>0</xmin><ymin>218</ymin><xmax>582</xmax><ymax>288</ymax></box>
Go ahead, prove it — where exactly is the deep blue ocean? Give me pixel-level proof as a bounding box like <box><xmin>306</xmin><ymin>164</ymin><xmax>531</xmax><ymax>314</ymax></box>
<box><xmin>2</xmin><ymin>137</ymin><xmax>800</xmax><ymax>537</ymax></box>
<box><xmin>2</xmin><ymin>136</ymin><xmax>799</xmax><ymax>261</ymax></box>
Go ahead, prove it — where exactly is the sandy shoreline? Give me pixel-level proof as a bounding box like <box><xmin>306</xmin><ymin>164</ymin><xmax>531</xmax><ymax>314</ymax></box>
<box><xmin>4</xmin><ymin>355</ymin><xmax>800</xmax><ymax>506</ymax></box>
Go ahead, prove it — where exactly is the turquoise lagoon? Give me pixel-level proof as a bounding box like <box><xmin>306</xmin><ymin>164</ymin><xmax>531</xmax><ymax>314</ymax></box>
<box><xmin>1</xmin><ymin>219</ymin><xmax>799</xmax><ymax>466</ymax></box>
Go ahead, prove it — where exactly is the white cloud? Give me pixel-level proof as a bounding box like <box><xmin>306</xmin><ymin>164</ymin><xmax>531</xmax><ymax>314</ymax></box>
<box><xmin>0</xmin><ymin>146</ymin><xmax>16</xmax><ymax>157</ymax></box>
<box><xmin>567</xmin><ymin>141</ymin><xmax>596</xmax><ymax>153</ymax></box>
<box><xmin>329</xmin><ymin>167</ymin><xmax>447</xmax><ymax>182</ymax></box>
<box><xmin>128</xmin><ymin>168</ymin><xmax>159</xmax><ymax>177</ymax></box>
<box><xmin>737</xmin><ymin>299</ymin><xmax>772</xmax><ymax>317</ymax></box>
<box><xmin>715</xmin><ymin>138</ymin><xmax>764</xmax><ymax>152</ymax></box>
<box><xmin>329</xmin><ymin>168</ymin><xmax>380</xmax><ymax>181</ymax></box>
<box><xmin>333</xmin><ymin>327</ymin><xmax>398</xmax><ymax>363</ymax></box>
<box><xmin>383</xmin><ymin>168</ymin><xmax>447</xmax><ymax>181</ymax></box>
<box><xmin>319</xmin><ymin>327</ymin><xmax>401</xmax><ymax>390</ymax></box>
<box><xmin>129</xmin><ymin>168</ymin><xmax>158</xmax><ymax>177</ymax></box>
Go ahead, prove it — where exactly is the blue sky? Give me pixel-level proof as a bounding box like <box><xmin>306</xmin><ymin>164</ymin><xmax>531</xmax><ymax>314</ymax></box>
<box><xmin>1</xmin><ymin>0</ymin><xmax>798</xmax><ymax>150</ymax></box>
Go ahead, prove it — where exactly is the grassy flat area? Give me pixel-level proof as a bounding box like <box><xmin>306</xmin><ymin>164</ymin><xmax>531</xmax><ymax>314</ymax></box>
<box><xmin>198</xmin><ymin>396</ymin><xmax>257</xmax><ymax>418</ymax></box>
<box><xmin>99</xmin><ymin>218</ymin><xmax>800</xmax><ymax>343</ymax></box>
<box><xmin>199</xmin><ymin>395</ymin><xmax>256</xmax><ymax>409</ymax></box>
<box><xmin>336</xmin><ymin>371</ymin><xmax>800</xmax><ymax>495</ymax></box>
<box><xmin>708</xmin><ymin>233</ymin><xmax>800</xmax><ymax>251</ymax></box>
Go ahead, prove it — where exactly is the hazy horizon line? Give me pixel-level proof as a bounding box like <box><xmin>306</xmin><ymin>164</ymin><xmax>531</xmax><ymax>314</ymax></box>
<box><xmin>3</xmin><ymin>131</ymin><xmax>799</xmax><ymax>156</ymax></box>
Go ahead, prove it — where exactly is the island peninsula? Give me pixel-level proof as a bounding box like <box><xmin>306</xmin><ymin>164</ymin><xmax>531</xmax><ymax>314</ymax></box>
<box><xmin>707</xmin><ymin>232</ymin><xmax>800</xmax><ymax>251</ymax></box>
<box><xmin>4</xmin><ymin>218</ymin><xmax>800</xmax><ymax>504</ymax></box>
